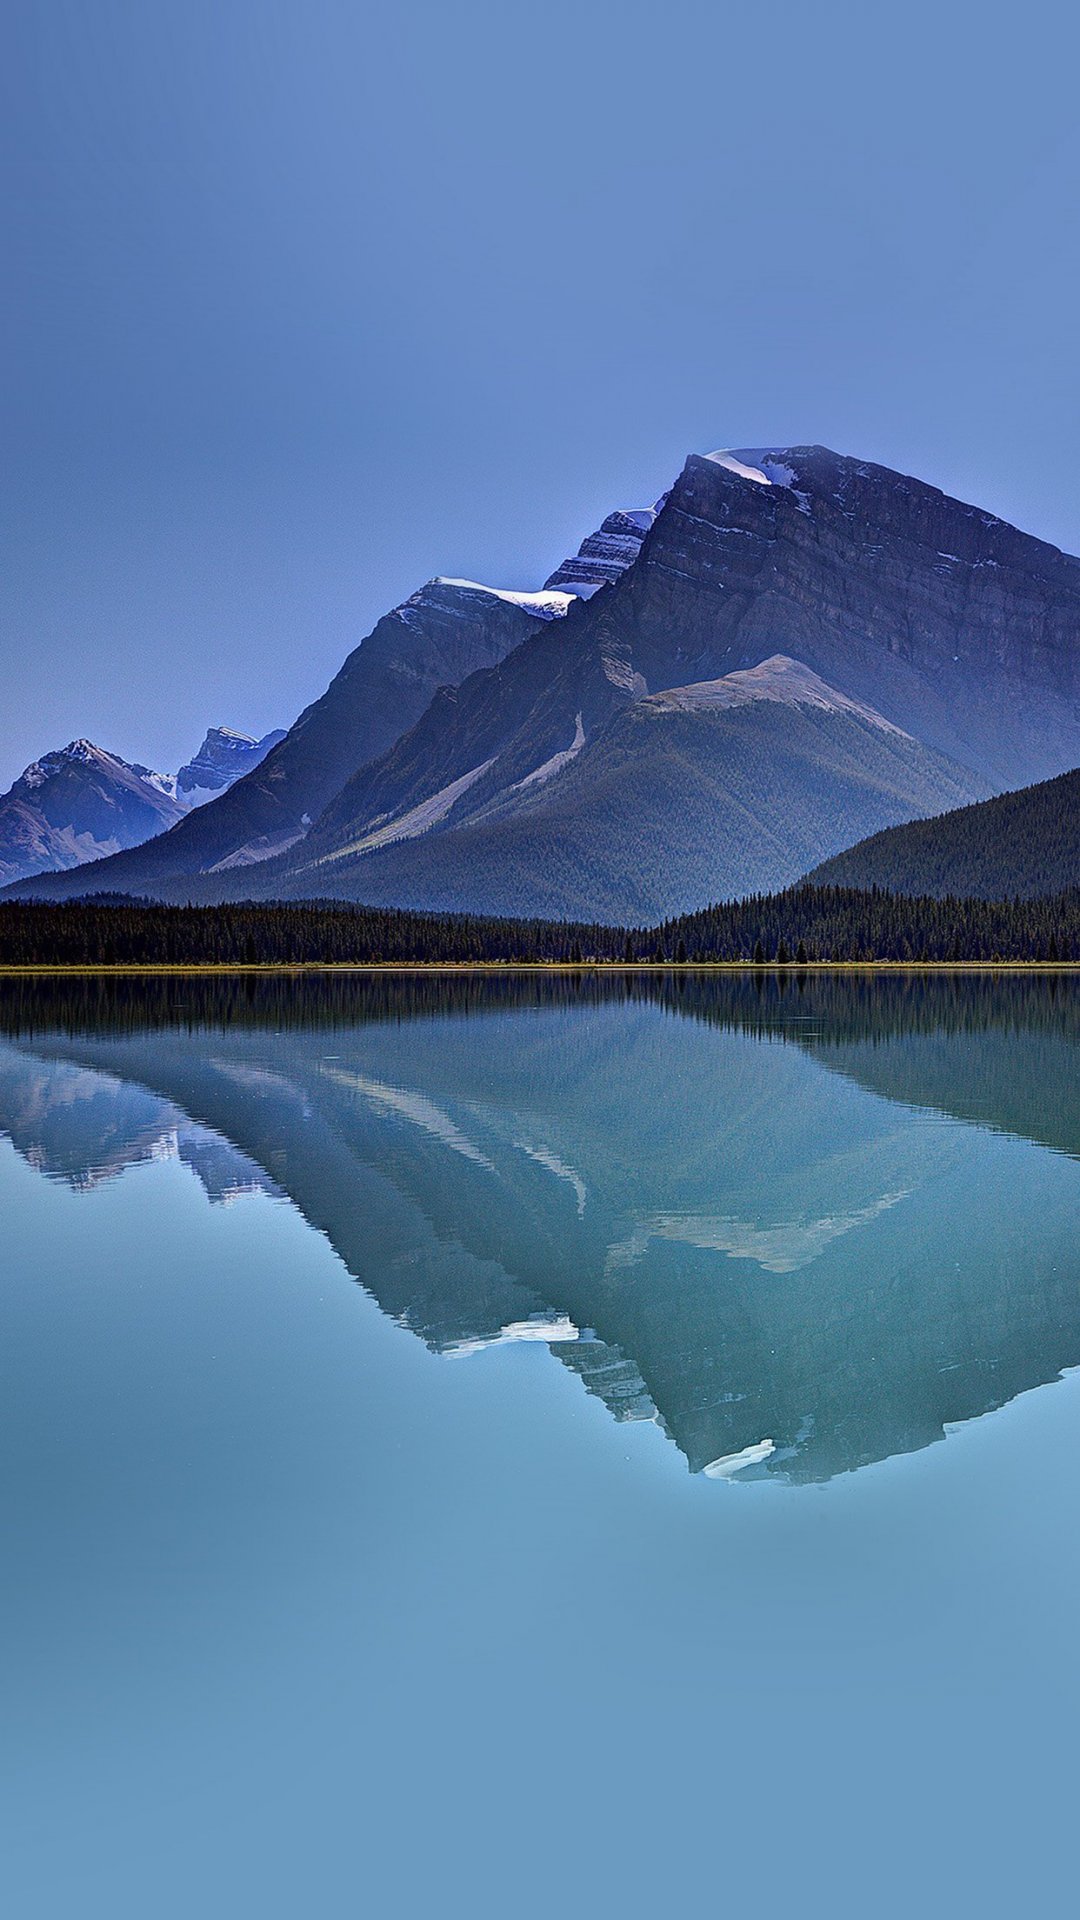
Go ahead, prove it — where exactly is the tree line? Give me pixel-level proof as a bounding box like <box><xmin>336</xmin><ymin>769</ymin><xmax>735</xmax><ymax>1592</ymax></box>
<box><xmin>2</xmin><ymin>884</ymin><xmax>1080</xmax><ymax>967</ymax></box>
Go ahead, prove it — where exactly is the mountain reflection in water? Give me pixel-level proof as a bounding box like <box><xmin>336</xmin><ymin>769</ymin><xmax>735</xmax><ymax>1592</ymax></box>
<box><xmin>1</xmin><ymin>970</ymin><xmax>1077</xmax><ymax>1484</ymax></box>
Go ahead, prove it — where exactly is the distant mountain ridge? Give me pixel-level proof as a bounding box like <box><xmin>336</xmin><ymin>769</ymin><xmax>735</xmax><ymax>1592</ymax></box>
<box><xmin>0</xmin><ymin>741</ymin><xmax>192</xmax><ymax>887</ymax></box>
<box><xmin>5</xmin><ymin>577</ymin><xmax>556</xmax><ymax>895</ymax></box>
<box><xmin>8</xmin><ymin>442</ymin><xmax>1080</xmax><ymax>915</ymax></box>
<box><xmin>176</xmin><ymin>726</ymin><xmax>286</xmax><ymax>804</ymax></box>
<box><xmin>806</xmin><ymin>765</ymin><xmax>1080</xmax><ymax>900</ymax></box>
<box><xmin>0</xmin><ymin>728</ymin><xmax>281</xmax><ymax>887</ymax></box>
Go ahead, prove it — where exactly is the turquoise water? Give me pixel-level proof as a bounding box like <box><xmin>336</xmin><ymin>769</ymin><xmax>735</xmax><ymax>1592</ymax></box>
<box><xmin>2</xmin><ymin>973</ymin><xmax>1079</xmax><ymax>1917</ymax></box>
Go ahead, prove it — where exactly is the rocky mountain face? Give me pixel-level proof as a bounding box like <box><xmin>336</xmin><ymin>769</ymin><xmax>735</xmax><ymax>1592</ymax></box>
<box><xmin>6</xmin><ymin>579</ymin><xmax>554</xmax><ymax>897</ymax></box>
<box><xmin>807</xmin><ymin>764</ymin><xmax>1080</xmax><ymax>900</ymax></box>
<box><xmin>543</xmin><ymin>500</ymin><xmax>662</xmax><ymax>593</ymax></box>
<box><xmin>9</xmin><ymin>444</ymin><xmax>1080</xmax><ymax>914</ymax></box>
<box><xmin>269</xmin><ymin>657</ymin><xmax>985</xmax><ymax>922</ymax></box>
<box><xmin>176</xmin><ymin>727</ymin><xmax>286</xmax><ymax>803</ymax></box>
<box><xmin>0</xmin><ymin>724</ymin><xmax>285</xmax><ymax>888</ymax></box>
<box><xmin>0</xmin><ymin>741</ymin><xmax>189</xmax><ymax>887</ymax></box>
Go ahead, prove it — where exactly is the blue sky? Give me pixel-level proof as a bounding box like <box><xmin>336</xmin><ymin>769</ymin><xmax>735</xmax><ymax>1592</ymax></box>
<box><xmin>3</xmin><ymin>0</ymin><xmax>1078</xmax><ymax>787</ymax></box>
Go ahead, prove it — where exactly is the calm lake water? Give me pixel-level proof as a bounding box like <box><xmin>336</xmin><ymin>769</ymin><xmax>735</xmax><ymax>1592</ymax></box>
<box><xmin>3</xmin><ymin>971</ymin><xmax>1079</xmax><ymax>1917</ymax></box>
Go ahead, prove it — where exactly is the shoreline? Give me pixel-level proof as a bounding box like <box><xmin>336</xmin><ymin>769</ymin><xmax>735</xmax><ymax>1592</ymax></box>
<box><xmin>1</xmin><ymin>961</ymin><xmax>1079</xmax><ymax>978</ymax></box>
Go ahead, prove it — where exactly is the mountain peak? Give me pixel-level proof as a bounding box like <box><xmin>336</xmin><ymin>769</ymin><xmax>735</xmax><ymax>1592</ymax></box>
<box><xmin>21</xmin><ymin>739</ymin><xmax>134</xmax><ymax>789</ymax></box>
<box><xmin>433</xmin><ymin>579</ymin><xmax>576</xmax><ymax>619</ymax></box>
<box><xmin>643</xmin><ymin>656</ymin><xmax>910</xmax><ymax>735</ymax></box>
<box><xmin>545</xmin><ymin>502</ymin><xmax>664</xmax><ymax>596</ymax></box>
<box><xmin>176</xmin><ymin>726</ymin><xmax>285</xmax><ymax>802</ymax></box>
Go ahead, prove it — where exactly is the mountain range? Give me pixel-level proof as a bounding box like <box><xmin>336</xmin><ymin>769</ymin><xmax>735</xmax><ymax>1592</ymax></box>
<box><xmin>0</xmin><ymin>727</ymin><xmax>283</xmax><ymax>888</ymax></box>
<box><xmin>7</xmin><ymin>444</ymin><xmax>1080</xmax><ymax>917</ymax></box>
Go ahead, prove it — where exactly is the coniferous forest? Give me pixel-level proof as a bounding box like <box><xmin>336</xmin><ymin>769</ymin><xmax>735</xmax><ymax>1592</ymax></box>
<box><xmin>2</xmin><ymin>885</ymin><xmax>1080</xmax><ymax>968</ymax></box>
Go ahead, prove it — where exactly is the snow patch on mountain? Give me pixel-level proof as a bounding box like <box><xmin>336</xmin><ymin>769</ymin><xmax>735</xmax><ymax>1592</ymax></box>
<box><xmin>702</xmin><ymin>1439</ymin><xmax>776</xmax><ymax>1479</ymax></box>
<box><xmin>435</xmin><ymin>579</ymin><xmax>576</xmax><ymax>618</ymax></box>
<box><xmin>705</xmin><ymin>449</ymin><xmax>812</xmax><ymax>512</ymax></box>
<box><xmin>706</xmin><ymin>451</ymin><xmax>773</xmax><ymax>485</ymax></box>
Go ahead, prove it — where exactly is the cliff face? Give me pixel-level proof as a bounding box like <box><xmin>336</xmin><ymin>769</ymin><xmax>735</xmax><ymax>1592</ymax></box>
<box><xmin>623</xmin><ymin>448</ymin><xmax>1080</xmax><ymax>787</ymax></box>
<box><xmin>544</xmin><ymin>503</ymin><xmax>660</xmax><ymax>593</ymax></box>
<box><xmin>175</xmin><ymin>727</ymin><xmax>285</xmax><ymax>802</ymax></box>
<box><xmin>313</xmin><ymin>446</ymin><xmax>1080</xmax><ymax>851</ymax></box>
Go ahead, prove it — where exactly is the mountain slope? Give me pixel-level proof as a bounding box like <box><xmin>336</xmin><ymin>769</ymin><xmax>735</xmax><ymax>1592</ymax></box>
<box><xmin>256</xmin><ymin>656</ymin><xmax>983</xmax><ymax>920</ymax></box>
<box><xmin>0</xmin><ymin>741</ymin><xmax>190</xmax><ymax>887</ymax></box>
<box><xmin>806</xmin><ymin>766</ymin><xmax>1080</xmax><ymax>900</ymax></box>
<box><xmin>5</xmin><ymin>580</ymin><xmax>554</xmax><ymax>899</ymax></box>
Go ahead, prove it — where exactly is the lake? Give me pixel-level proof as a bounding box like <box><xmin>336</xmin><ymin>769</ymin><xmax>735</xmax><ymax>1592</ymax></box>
<box><xmin>2</xmin><ymin>971</ymin><xmax>1079</xmax><ymax>1917</ymax></box>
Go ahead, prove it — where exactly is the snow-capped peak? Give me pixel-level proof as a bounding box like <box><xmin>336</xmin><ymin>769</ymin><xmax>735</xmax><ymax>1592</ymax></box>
<box><xmin>704</xmin><ymin>449</ymin><xmax>812</xmax><ymax>512</ymax></box>
<box><xmin>705</xmin><ymin>451</ymin><xmax>774</xmax><ymax>486</ymax></box>
<box><xmin>544</xmin><ymin>502</ymin><xmax>664</xmax><ymax>596</ymax></box>
<box><xmin>705</xmin><ymin>448</ymin><xmax>802</xmax><ymax>486</ymax></box>
<box><xmin>435</xmin><ymin>579</ymin><xmax>577</xmax><ymax>618</ymax></box>
<box><xmin>21</xmin><ymin>739</ymin><xmax>125</xmax><ymax>783</ymax></box>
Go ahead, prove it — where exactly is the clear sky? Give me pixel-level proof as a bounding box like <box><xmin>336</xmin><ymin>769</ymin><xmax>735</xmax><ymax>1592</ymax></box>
<box><xmin>3</xmin><ymin>0</ymin><xmax>1079</xmax><ymax>789</ymax></box>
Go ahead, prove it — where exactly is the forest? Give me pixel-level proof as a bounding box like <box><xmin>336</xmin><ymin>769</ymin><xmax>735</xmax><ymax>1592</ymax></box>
<box><xmin>2</xmin><ymin>884</ymin><xmax>1080</xmax><ymax>967</ymax></box>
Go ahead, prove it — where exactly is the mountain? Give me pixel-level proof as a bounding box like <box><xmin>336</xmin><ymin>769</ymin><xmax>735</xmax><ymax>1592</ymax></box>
<box><xmin>543</xmin><ymin>500</ymin><xmax>662</xmax><ymax>592</ymax></box>
<box><xmin>189</xmin><ymin>443</ymin><xmax>1080</xmax><ymax>917</ymax></box>
<box><xmin>3</xmin><ymin>579</ymin><xmax>561</xmax><ymax>898</ymax></box>
<box><xmin>806</xmin><ymin>765</ymin><xmax>1080</xmax><ymax>899</ymax></box>
<box><xmin>0</xmin><ymin>725</ymin><xmax>285</xmax><ymax>889</ymax></box>
<box><xmin>9</xmin><ymin>443</ymin><xmax>1080</xmax><ymax>913</ymax></box>
<box><xmin>265</xmin><ymin>656</ymin><xmax>983</xmax><ymax>921</ymax></box>
<box><xmin>0</xmin><ymin>741</ymin><xmax>190</xmax><ymax>887</ymax></box>
<box><xmin>176</xmin><ymin>726</ymin><xmax>286</xmax><ymax>804</ymax></box>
